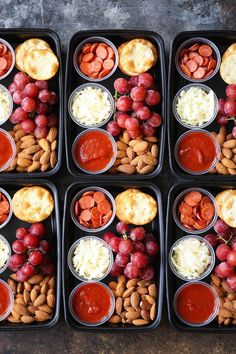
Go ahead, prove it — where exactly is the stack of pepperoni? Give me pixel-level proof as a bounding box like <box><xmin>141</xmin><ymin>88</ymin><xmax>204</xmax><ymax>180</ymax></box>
<box><xmin>0</xmin><ymin>191</ymin><xmax>10</xmax><ymax>225</ymax></box>
<box><xmin>78</xmin><ymin>42</ymin><xmax>115</xmax><ymax>79</ymax></box>
<box><xmin>178</xmin><ymin>191</ymin><xmax>215</xmax><ymax>231</ymax></box>
<box><xmin>0</xmin><ymin>42</ymin><xmax>12</xmax><ymax>78</ymax></box>
<box><xmin>178</xmin><ymin>43</ymin><xmax>217</xmax><ymax>79</ymax></box>
<box><xmin>74</xmin><ymin>190</ymin><xmax>113</xmax><ymax>229</ymax></box>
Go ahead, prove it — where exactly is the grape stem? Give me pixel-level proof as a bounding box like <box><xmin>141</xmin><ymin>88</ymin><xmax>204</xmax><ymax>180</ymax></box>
<box><xmin>217</xmin><ymin>232</ymin><xmax>233</xmax><ymax>245</ymax></box>
<box><xmin>113</xmin><ymin>90</ymin><xmax>118</xmax><ymax>121</ymax></box>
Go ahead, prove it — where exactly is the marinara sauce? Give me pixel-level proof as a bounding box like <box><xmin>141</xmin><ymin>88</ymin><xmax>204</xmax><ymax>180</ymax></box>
<box><xmin>71</xmin><ymin>282</ymin><xmax>112</xmax><ymax>324</ymax></box>
<box><xmin>175</xmin><ymin>283</ymin><xmax>217</xmax><ymax>325</ymax></box>
<box><xmin>74</xmin><ymin>130</ymin><xmax>114</xmax><ymax>172</ymax></box>
<box><xmin>0</xmin><ymin>130</ymin><xmax>14</xmax><ymax>171</ymax></box>
<box><xmin>177</xmin><ymin>131</ymin><xmax>218</xmax><ymax>173</ymax></box>
<box><xmin>0</xmin><ymin>280</ymin><xmax>12</xmax><ymax>320</ymax></box>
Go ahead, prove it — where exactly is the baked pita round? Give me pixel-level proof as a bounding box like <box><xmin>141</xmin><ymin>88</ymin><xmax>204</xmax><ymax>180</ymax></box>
<box><xmin>221</xmin><ymin>194</ymin><xmax>236</xmax><ymax>228</ymax></box>
<box><xmin>220</xmin><ymin>52</ymin><xmax>236</xmax><ymax>84</ymax></box>
<box><xmin>115</xmin><ymin>189</ymin><xmax>157</xmax><ymax>225</ymax></box>
<box><xmin>12</xmin><ymin>186</ymin><xmax>54</xmax><ymax>223</ymax></box>
<box><xmin>118</xmin><ymin>38</ymin><xmax>158</xmax><ymax>76</ymax></box>
<box><xmin>215</xmin><ymin>189</ymin><xmax>234</xmax><ymax>219</ymax></box>
<box><xmin>222</xmin><ymin>43</ymin><xmax>236</xmax><ymax>61</ymax></box>
<box><xmin>15</xmin><ymin>38</ymin><xmax>50</xmax><ymax>72</ymax></box>
<box><xmin>24</xmin><ymin>47</ymin><xmax>59</xmax><ymax>80</ymax></box>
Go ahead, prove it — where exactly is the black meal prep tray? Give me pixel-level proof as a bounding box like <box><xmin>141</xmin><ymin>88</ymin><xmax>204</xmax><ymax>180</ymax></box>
<box><xmin>0</xmin><ymin>179</ymin><xmax>61</xmax><ymax>330</ymax></box>
<box><xmin>64</xmin><ymin>30</ymin><xmax>166</xmax><ymax>180</ymax></box>
<box><xmin>168</xmin><ymin>30</ymin><xmax>236</xmax><ymax>180</ymax></box>
<box><xmin>166</xmin><ymin>182</ymin><xmax>236</xmax><ymax>333</ymax></box>
<box><xmin>0</xmin><ymin>28</ymin><xmax>63</xmax><ymax>178</ymax></box>
<box><xmin>62</xmin><ymin>181</ymin><xmax>164</xmax><ymax>332</ymax></box>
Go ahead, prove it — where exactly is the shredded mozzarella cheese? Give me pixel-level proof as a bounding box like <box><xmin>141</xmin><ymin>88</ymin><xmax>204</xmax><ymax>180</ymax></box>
<box><xmin>0</xmin><ymin>87</ymin><xmax>11</xmax><ymax>123</ymax></box>
<box><xmin>0</xmin><ymin>238</ymin><xmax>9</xmax><ymax>269</ymax></box>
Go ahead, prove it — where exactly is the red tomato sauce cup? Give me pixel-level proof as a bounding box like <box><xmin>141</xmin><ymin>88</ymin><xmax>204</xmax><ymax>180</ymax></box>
<box><xmin>0</xmin><ymin>128</ymin><xmax>16</xmax><ymax>172</ymax></box>
<box><xmin>0</xmin><ymin>279</ymin><xmax>14</xmax><ymax>321</ymax></box>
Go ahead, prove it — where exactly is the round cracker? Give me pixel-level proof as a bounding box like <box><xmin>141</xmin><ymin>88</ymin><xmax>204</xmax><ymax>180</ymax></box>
<box><xmin>12</xmin><ymin>186</ymin><xmax>54</xmax><ymax>223</ymax></box>
<box><xmin>118</xmin><ymin>38</ymin><xmax>158</xmax><ymax>76</ymax></box>
<box><xmin>115</xmin><ymin>189</ymin><xmax>157</xmax><ymax>225</ymax></box>
<box><xmin>220</xmin><ymin>52</ymin><xmax>236</xmax><ymax>84</ymax></box>
<box><xmin>215</xmin><ymin>189</ymin><xmax>235</xmax><ymax>219</ymax></box>
<box><xmin>15</xmin><ymin>38</ymin><xmax>50</xmax><ymax>72</ymax></box>
<box><xmin>221</xmin><ymin>194</ymin><xmax>236</xmax><ymax>228</ymax></box>
<box><xmin>24</xmin><ymin>47</ymin><xmax>59</xmax><ymax>80</ymax></box>
<box><xmin>222</xmin><ymin>43</ymin><xmax>236</xmax><ymax>61</ymax></box>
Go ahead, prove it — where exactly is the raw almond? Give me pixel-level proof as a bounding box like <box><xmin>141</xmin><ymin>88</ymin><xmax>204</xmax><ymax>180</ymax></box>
<box><xmin>222</xmin><ymin>281</ymin><xmax>234</xmax><ymax>294</ymax></box>
<box><xmin>17</xmin><ymin>158</ymin><xmax>32</xmax><ymax>168</ymax></box>
<box><xmin>7</xmin><ymin>279</ymin><xmax>16</xmax><ymax>294</ymax></box>
<box><xmin>117</xmin><ymin>141</ymin><xmax>127</xmax><ymax>151</ymax></box>
<box><xmin>137</xmin><ymin>287</ymin><xmax>148</xmax><ymax>295</ymax></box>
<box><xmin>211</xmin><ymin>274</ymin><xmax>221</xmax><ymax>287</ymax></box>
<box><xmin>151</xmin><ymin>144</ymin><xmax>158</xmax><ymax>158</ymax></box>
<box><xmin>15</xmin><ymin>129</ymin><xmax>26</xmax><ymax>140</ymax></box>
<box><xmin>137</xmin><ymin>156</ymin><xmax>146</xmax><ymax>170</ymax></box>
<box><xmin>28</xmin><ymin>274</ymin><xmax>43</xmax><ymax>284</ymax></box>
<box><xmin>13</xmin><ymin>124</ymin><xmax>22</xmax><ymax>131</ymax></box>
<box><xmin>13</xmin><ymin>303</ymin><xmax>29</xmax><ymax>316</ymax></box>
<box><xmin>8</xmin><ymin>130</ymin><xmax>15</xmax><ymax>138</ymax></box>
<box><xmin>38</xmin><ymin>304</ymin><xmax>53</xmax><ymax>314</ymax></box>
<box><xmin>126</xmin><ymin>310</ymin><xmax>141</xmax><ymax>320</ymax></box>
<box><xmin>222</xmin><ymin>147</ymin><xmax>233</xmax><ymax>159</ymax></box>
<box><xmin>131</xmin><ymin>292</ymin><xmax>140</xmax><ymax>309</ymax></box>
<box><xmin>123</xmin><ymin>130</ymin><xmax>130</xmax><ymax>144</ymax></box>
<box><xmin>108</xmin><ymin>315</ymin><xmax>122</xmax><ymax>323</ymax></box>
<box><xmin>141</xmin><ymin>309</ymin><xmax>150</xmax><ymax>321</ymax></box>
<box><xmin>117</xmin><ymin>150</ymin><xmax>127</xmax><ymax>159</ymax></box>
<box><xmin>116</xmin><ymin>164</ymin><xmax>136</xmax><ymax>174</ymax></box>
<box><xmin>148</xmin><ymin>284</ymin><xmax>157</xmax><ymax>297</ymax></box>
<box><xmin>144</xmin><ymin>136</ymin><xmax>158</xmax><ymax>143</ymax></box>
<box><xmin>51</xmin><ymin>140</ymin><xmax>57</xmax><ymax>151</ymax></box>
<box><xmin>221</xmin><ymin>157</ymin><xmax>236</xmax><ymax>169</ymax></box>
<box><xmin>122</xmin><ymin>287</ymin><xmax>135</xmax><ymax>298</ymax></box>
<box><xmin>139</xmin><ymin>165</ymin><xmax>155</xmax><ymax>174</ymax></box>
<box><xmin>130</xmin><ymin>155</ymin><xmax>142</xmax><ymax>166</ymax></box>
<box><xmin>23</xmin><ymin>289</ymin><xmax>30</xmax><ymax>304</ymax></box>
<box><xmin>21</xmin><ymin>315</ymin><xmax>35</xmax><ymax>324</ymax></box>
<box><xmin>50</xmin><ymin>151</ymin><xmax>57</xmax><ymax>168</ymax></box>
<box><xmin>142</xmin><ymin>152</ymin><xmax>156</xmax><ymax>165</ymax></box>
<box><xmin>47</xmin><ymin>294</ymin><xmax>56</xmax><ymax>308</ymax></box>
<box><xmin>218</xmin><ymin>308</ymin><xmax>233</xmax><ymax>318</ymax></box>
<box><xmin>35</xmin><ymin>310</ymin><xmax>51</xmax><ymax>322</ymax></box>
<box><xmin>10</xmin><ymin>274</ymin><xmax>17</xmax><ymax>281</ymax></box>
<box><xmin>113</xmin><ymin>158</ymin><xmax>121</xmax><ymax>167</ymax></box>
<box><xmin>18</xmin><ymin>152</ymin><xmax>33</xmax><ymax>160</ymax></box>
<box><xmin>150</xmin><ymin>303</ymin><xmax>156</xmax><ymax>320</ymax></box>
<box><xmin>7</xmin><ymin>315</ymin><xmax>21</xmax><ymax>323</ymax></box>
<box><xmin>116</xmin><ymin>284</ymin><xmax>125</xmax><ymax>297</ymax></box>
<box><xmin>121</xmin><ymin>157</ymin><xmax>130</xmax><ymax>164</ymax></box>
<box><xmin>228</xmin><ymin>168</ymin><xmax>236</xmax><ymax>175</ymax></box>
<box><xmin>41</xmin><ymin>163</ymin><xmax>50</xmax><ymax>172</ymax></box>
<box><xmin>40</xmin><ymin>275</ymin><xmax>52</xmax><ymax>286</ymax></box>
<box><xmin>126</xmin><ymin>279</ymin><xmax>139</xmax><ymax>288</ymax></box>
<box><xmin>40</xmin><ymin>150</ymin><xmax>50</xmax><ymax>165</ymax></box>
<box><xmin>115</xmin><ymin>297</ymin><xmax>123</xmax><ymax>315</ymax></box>
<box><xmin>48</xmin><ymin>277</ymin><xmax>56</xmax><ymax>289</ymax></box>
<box><xmin>33</xmin><ymin>285</ymin><xmax>41</xmax><ymax>292</ymax></box>
<box><xmin>38</xmin><ymin>138</ymin><xmax>50</xmax><ymax>152</ymax></box>
<box><xmin>137</xmin><ymin>280</ymin><xmax>150</xmax><ymax>287</ymax></box>
<box><xmin>17</xmin><ymin>282</ymin><xmax>24</xmax><ymax>294</ymax></box>
<box><xmin>27</xmin><ymin>161</ymin><xmax>41</xmax><ymax>173</ymax></box>
<box><xmin>129</xmin><ymin>139</ymin><xmax>140</xmax><ymax>147</ymax></box>
<box><xmin>222</xmin><ymin>139</ymin><xmax>236</xmax><ymax>149</ymax></box>
<box><xmin>16</xmin><ymin>297</ymin><xmax>25</xmax><ymax>305</ymax></box>
<box><xmin>33</xmin><ymin>150</ymin><xmax>44</xmax><ymax>161</ymax></box>
<box><xmin>11</xmin><ymin>308</ymin><xmax>21</xmax><ymax>321</ymax></box>
<box><xmin>20</xmin><ymin>138</ymin><xmax>35</xmax><ymax>149</ymax></box>
<box><xmin>124</xmin><ymin>297</ymin><xmax>131</xmax><ymax>308</ymax></box>
<box><xmin>16</xmin><ymin>166</ymin><xmax>27</xmax><ymax>172</ymax></box>
<box><xmin>132</xmin><ymin>319</ymin><xmax>149</xmax><ymax>326</ymax></box>
<box><xmin>216</xmin><ymin>162</ymin><xmax>229</xmax><ymax>175</ymax></box>
<box><xmin>46</xmin><ymin>127</ymin><xmax>58</xmax><ymax>143</ymax></box>
<box><xmin>47</xmin><ymin>289</ymin><xmax>55</xmax><ymax>295</ymax></box>
<box><xmin>28</xmin><ymin>305</ymin><xmax>38</xmax><ymax>314</ymax></box>
<box><xmin>126</xmin><ymin>146</ymin><xmax>135</xmax><ymax>161</ymax></box>
<box><xmin>133</xmin><ymin>141</ymin><xmax>149</xmax><ymax>153</ymax></box>
<box><xmin>34</xmin><ymin>293</ymin><xmax>46</xmax><ymax>307</ymax></box>
<box><xmin>140</xmin><ymin>300</ymin><xmax>151</xmax><ymax>311</ymax></box>
<box><xmin>108</xmin><ymin>281</ymin><xmax>117</xmax><ymax>290</ymax></box>
<box><xmin>23</xmin><ymin>145</ymin><xmax>41</xmax><ymax>155</ymax></box>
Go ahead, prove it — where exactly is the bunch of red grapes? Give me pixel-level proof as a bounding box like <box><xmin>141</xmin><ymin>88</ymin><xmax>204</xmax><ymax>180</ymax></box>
<box><xmin>204</xmin><ymin>218</ymin><xmax>236</xmax><ymax>291</ymax></box>
<box><xmin>217</xmin><ymin>84</ymin><xmax>236</xmax><ymax>138</ymax></box>
<box><xmin>9</xmin><ymin>222</ymin><xmax>55</xmax><ymax>282</ymax></box>
<box><xmin>8</xmin><ymin>72</ymin><xmax>58</xmax><ymax>138</ymax></box>
<box><xmin>106</xmin><ymin>73</ymin><xmax>163</xmax><ymax>139</ymax></box>
<box><xmin>102</xmin><ymin>221</ymin><xmax>159</xmax><ymax>280</ymax></box>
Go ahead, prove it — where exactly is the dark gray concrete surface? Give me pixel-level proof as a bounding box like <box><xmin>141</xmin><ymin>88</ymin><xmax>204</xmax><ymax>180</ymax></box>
<box><xmin>0</xmin><ymin>1</ymin><xmax>236</xmax><ymax>353</ymax></box>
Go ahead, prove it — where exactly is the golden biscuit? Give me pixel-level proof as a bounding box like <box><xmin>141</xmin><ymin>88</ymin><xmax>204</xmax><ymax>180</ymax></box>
<box><xmin>12</xmin><ymin>186</ymin><xmax>54</xmax><ymax>223</ymax></box>
<box><xmin>222</xmin><ymin>43</ymin><xmax>236</xmax><ymax>61</ymax></box>
<box><xmin>215</xmin><ymin>189</ymin><xmax>236</xmax><ymax>219</ymax></box>
<box><xmin>220</xmin><ymin>53</ymin><xmax>236</xmax><ymax>84</ymax></box>
<box><xmin>15</xmin><ymin>44</ymin><xmax>25</xmax><ymax>71</ymax></box>
<box><xmin>118</xmin><ymin>38</ymin><xmax>158</xmax><ymax>76</ymax></box>
<box><xmin>115</xmin><ymin>189</ymin><xmax>157</xmax><ymax>225</ymax></box>
<box><xmin>221</xmin><ymin>194</ymin><xmax>236</xmax><ymax>228</ymax></box>
<box><xmin>24</xmin><ymin>48</ymin><xmax>59</xmax><ymax>80</ymax></box>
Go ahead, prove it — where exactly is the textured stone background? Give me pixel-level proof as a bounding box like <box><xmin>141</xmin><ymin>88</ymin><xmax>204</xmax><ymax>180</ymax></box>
<box><xmin>0</xmin><ymin>0</ymin><xmax>236</xmax><ymax>353</ymax></box>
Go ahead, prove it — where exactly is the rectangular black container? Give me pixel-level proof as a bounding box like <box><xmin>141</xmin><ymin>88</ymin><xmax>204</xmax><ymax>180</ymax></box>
<box><xmin>62</xmin><ymin>181</ymin><xmax>164</xmax><ymax>332</ymax></box>
<box><xmin>168</xmin><ymin>30</ymin><xmax>236</xmax><ymax>180</ymax></box>
<box><xmin>0</xmin><ymin>28</ymin><xmax>63</xmax><ymax>178</ymax></box>
<box><xmin>166</xmin><ymin>182</ymin><xmax>236</xmax><ymax>332</ymax></box>
<box><xmin>0</xmin><ymin>179</ymin><xmax>61</xmax><ymax>330</ymax></box>
<box><xmin>65</xmin><ymin>30</ymin><xmax>166</xmax><ymax>179</ymax></box>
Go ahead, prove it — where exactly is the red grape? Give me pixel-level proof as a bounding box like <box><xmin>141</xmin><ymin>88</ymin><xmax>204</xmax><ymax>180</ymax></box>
<box><xmin>142</xmin><ymin>123</ymin><xmax>156</xmax><ymax>137</ymax></box>
<box><xmin>21</xmin><ymin>262</ymin><xmax>35</xmax><ymax>278</ymax></box>
<box><xmin>8</xmin><ymin>82</ymin><xmax>17</xmax><ymax>94</ymax></box>
<box><xmin>214</xmin><ymin>264</ymin><xmax>224</xmax><ymax>278</ymax></box>
<box><xmin>16</xmin><ymin>227</ymin><xmax>27</xmax><ymax>240</ymax></box>
<box><xmin>134</xmin><ymin>242</ymin><xmax>146</xmax><ymax>253</ymax></box>
<box><xmin>216</xmin><ymin>114</ymin><xmax>228</xmax><ymax>126</ymax></box>
<box><xmin>217</xmin><ymin>261</ymin><xmax>235</xmax><ymax>277</ymax></box>
<box><xmin>216</xmin><ymin>244</ymin><xmax>231</xmax><ymax>261</ymax></box>
<box><xmin>35</xmin><ymin>101</ymin><xmax>48</xmax><ymax>114</ymax></box>
<box><xmin>106</xmin><ymin>121</ymin><xmax>121</xmax><ymax>137</ymax></box>
<box><xmin>116</xmin><ymin>96</ymin><xmax>132</xmax><ymax>112</ymax></box>
<box><xmin>8</xmin><ymin>260</ymin><xmax>20</xmax><ymax>272</ymax></box>
<box><xmin>136</xmin><ymin>106</ymin><xmax>151</xmax><ymax>120</ymax></box>
<box><xmin>218</xmin><ymin>99</ymin><xmax>226</xmax><ymax>115</ymax></box>
<box><xmin>130</xmin><ymin>86</ymin><xmax>146</xmax><ymax>102</ymax></box>
<box><xmin>227</xmin><ymin>250</ymin><xmax>236</xmax><ymax>266</ymax></box>
<box><xmin>116</xmin><ymin>221</ymin><xmax>129</xmax><ymax>235</ymax></box>
<box><xmin>128</xmin><ymin>76</ymin><xmax>139</xmax><ymax>89</ymax></box>
<box><xmin>102</xmin><ymin>232</ymin><xmax>116</xmax><ymax>244</ymax></box>
<box><xmin>40</xmin><ymin>261</ymin><xmax>55</xmax><ymax>275</ymax></box>
<box><xmin>16</xmin><ymin>269</ymin><xmax>28</xmax><ymax>282</ymax></box>
<box><xmin>214</xmin><ymin>219</ymin><xmax>231</xmax><ymax>236</ymax></box>
<box><xmin>38</xmin><ymin>89</ymin><xmax>51</xmax><ymax>103</ymax></box>
<box><xmin>131</xmin><ymin>100</ymin><xmax>144</xmax><ymax>112</ymax></box>
<box><xmin>47</xmin><ymin>113</ymin><xmax>58</xmax><ymax>127</ymax></box>
<box><xmin>29</xmin><ymin>250</ymin><xmax>43</xmax><ymax>266</ymax></box>
<box><xmin>204</xmin><ymin>233</ymin><xmax>218</xmax><ymax>247</ymax></box>
<box><xmin>10</xmin><ymin>254</ymin><xmax>25</xmax><ymax>268</ymax></box>
<box><xmin>125</xmin><ymin>117</ymin><xmax>139</xmax><ymax>130</ymax></box>
<box><xmin>35</xmin><ymin>114</ymin><xmax>48</xmax><ymax>128</ymax></box>
<box><xmin>119</xmin><ymin>239</ymin><xmax>134</xmax><ymax>255</ymax></box>
<box><xmin>9</xmin><ymin>112</ymin><xmax>21</xmax><ymax>124</ymax></box>
<box><xmin>226</xmin><ymin>84</ymin><xmax>236</xmax><ymax>100</ymax></box>
<box><xmin>227</xmin><ymin>274</ymin><xmax>236</xmax><ymax>291</ymax></box>
<box><xmin>115</xmin><ymin>252</ymin><xmax>129</xmax><ymax>267</ymax></box>
<box><xmin>21</xmin><ymin>97</ymin><xmax>36</xmax><ymax>113</ymax></box>
<box><xmin>127</xmin><ymin>127</ymin><xmax>142</xmax><ymax>139</ymax></box>
<box><xmin>144</xmin><ymin>233</ymin><xmax>156</xmax><ymax>242</ymax></box>
<box><xmin>145</xmin><ymin>90</ymin><xmax>161</xmax><ymax>105</ymax></box>
<box><xmin>34</xmin><ymin>126</ymin><xmax>49</xmax><ymax>139</ymax></box>
<box><xmin>114</xmin><ymin>78</ymin><xmax>129</xmax><ymax>94</ymax></box>
<box><xmin>13</xmin><ymin>90</ymin><xmax>25</xmax><ymax>105</ymax></box>
<box><xmin>124</xmin><ymin>262</ymin><xmax>140</xmax><ymax>279</ymax></box>
<box><xmin>14</xmin><ymin>72</ymin><xmax>30</xmax><ymax>90</ymax></box>
<box><xmin>109</xmin><ymin>236</ymin><xmax>121</xmax><ymax>253</ymax></box>
<box><xmin>224</xmin><ymin>100</ymin><xmax>236</xmax><ymax>116</ymax></box>
<box><xmin>110</xmin><ymin>262</ymin><xmax>123</xmax><ymax>276</ymax></box>
<box><xmin>116</xmin><ymin>113</ymin><xmax>130</xmax><ymax>128</ymax></box>
<box><xmin>131</xmin><ymin>251</ymin><xmax>149</xmax><ymax>268</ymax></box>
<box><xmin>148</xmin><ymin>113</ymin><xmax>162</xmax><ymax>127</ymax></box>
<box><xmin>39</xmin><ymin>240</ymin><xmax>51</xmax><ymax>254</ymax></box>
<box><xmin>23</xmin><ymin>83</ymin><xmax>39</xmax><ymax>98</ymax></box>
<box><xmin>13</xmin><ymin>107</ymin><xmax>29</xmax><ymax>122</ymax></box>
<box><xmin>30</xmin><ymin>223</ymin><xmax>46</xmax><ymax>239</ymax></box>
<box><xmin>12</xmin><ymin>240</ymin><xmax>26</xmax><ymax>254</ymax></box>
<box><xmin>139</xmin><ymin>266</ymin><xmax>154</xmax><ymax>280</ymax></box>
<box><xmin>48</xmin><ymin>92</ymin><xmax>58</xmax><ymax>106</ymax></box>
<box><xmin>35</xmin><ymin>80</ymin><xmax>48</xmax><ymax>90</ymax></box>
<box><xmin>138</xmin><ymin>73</ymin><xmax>153</xmax><ymax>89</ymax></box>
<box><xmin>21</xmin><ymin>119</ymin><xmax>36</xmax><ymax>133</ymax></box>
<box><xmin>145</xmin><ymin>241</ymin><xmax>159</xmax><ymax>256</ymax></box>
<box><xmin>23</xmin><ymin>234</ymin><xmax>39</xmax><ymax>249</ymax></box>
<box><xmin>130</xmin><ymin>227</ymin><xmax>145</xmax><ymax>242</ymax></box>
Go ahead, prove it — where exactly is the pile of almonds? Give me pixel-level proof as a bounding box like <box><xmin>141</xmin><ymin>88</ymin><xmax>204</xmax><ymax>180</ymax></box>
<box><xmin>210</xmin><ymin>126</ymin><xmax>236</xmax><ymax>175</ymax></box>
<box><xmin>7</xmin><ymin>273</ymin><xmax>56</xmax><ymax>324</ymax></box>
<box><xmin>108</xmin><ymin>275</ymin><xmax>157</xmax><ymax>326</ymax></box>
<box><xmin>211</xmin><ymin>274</ymin><xmax>236</xmax><ymax>325</ymax></box>
<box><xmin>6</xmin><ymin>124</ymin><xmax>58</xmax><ymax>173</ymax></box>
<box><xmin>109</xmin><ymin>130</ymin><xmax>159</xmax><ymax>175</ymax></box>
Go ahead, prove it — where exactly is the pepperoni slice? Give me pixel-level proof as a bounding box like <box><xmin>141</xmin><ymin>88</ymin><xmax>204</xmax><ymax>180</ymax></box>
<box><xmin>179</xmin><ymin>63</ymin><xmax>191</xmax><ymax>77</ymax></box>
<box><xmin>186</xmin><ymin>59</ymin><xmax>198</xmax><ymax>73</ymax></box>
<box><xmin>82</xmin><ymin>44</ymin><xmax>92</xmax><ymax>54</ymax></box>
<box><xmin>82</xmin><ymin>191</ymin><xmax>94</xmax><ymax>197</ymax></box>
<box><xmin>79</xmin><ymin>62</ymin><xmax>92</xmax><ymax>76</ymax></box>
<box><xmin>193</xmin><ymin>67</ymin><xmax>205</xmax><ymax>79</ymax></box>
<box><xmin>79</xmin><ymin>196</ymin><xmax>94</xmax><ymax>209</ymax></box>
<box><xmin>103</xmin><ymin>58</ymin><xmax>114</xmax><ymax>70</ymax></box>
<box><xmin>180</xmin><ymin>48</ymin><xmax>188</xmax><ymax>58</ymax></box>
<box><xmin>90</xmin><ymin>60</ymin><xmax>102</xmax><ymax>73</ymax></box>
<box><xmin>75</xmin><ymin>201</ymin><xmax>80</xmax><ymax>217</ymax></box>
<box><xmin>188</xmin><ymin>43</ymin><xmax>200</xmax><ymax>52</ymax></box>
<box><xmin>90</xmin><ymin>43</ymin><xmax>99</xmax><ymax>53</ymax></box>
<box><xmin>184</xmin><ymin>191</ymin><xmax>202</xmax><ymax>207</ymax></box>
<box><xmin>0</xmin><ymin>214</ymin><xmax>8</xmax><ymax>223</ymax></box>
<box><xmin>179</xmin><ymin>201</ymin><xmax>193</xmax><ymax>216</ymax></box>
<box><xmin>202</xmin><ymin>57</ymin><xmax>209</xmax><ymax>67</ymax></box>
<box><xmin>201</xmin><ymin>204</ymin><xmax>215</xmax><ymax>220</ymax></box>
<box><xmin>107</xmin><ymin>47</ymin><xmax>115</xmax><ymax>59</ymax></box>
<box><xmin>96</xmin><ymin>45</ymin><xmax>108</xmax><ymax>59</ymax></box>
<box><xmin>205</xmin><ymin>69</ymin><xmax>214</xmax><ymax>77</ymax></box>
<box><xmin>82</xmin><ymin>53</ymin><xmax>94</xmax><ymax>63</ymax></box>
<box><xmin>97</xmin><ymin>199</ymin><xmax>111</xmax><ymax>215</ymax></box>
<box><xmin>0</xmin><ymin>57</ymin><xmax>7</xmax><ymax>70</ymax></box>
<box><xmin>193</xmin><ymin>220</ymin><xmax>206</xmax><ymax>230</ymax></box>
<box><xmin>198</xmin><ymin>44</ymin><xmax>212</xmax><ymax>57</ymax></box>
<box><xmin>180</xmin><ymin>215</ymin><xmax>195</xmax><ymax>226</ymax></box>
<box><xmin>207</xmin><ymin>59</ymin><xmax>216</xmax><ymax>71</ymax></box>
<box><xmin>189</xmin><ymin>52</ymin><xmax>204</xmax><ymax>66</ymax></box>
<box><xmin>0</xmin><ymin>200</ymin><xmax>10</xmax><ymax>215</ymax></box>
<box><xmin>99</xmin><ymin>69</ymin><xmax>110</xmax><ymax>78</ymax></box>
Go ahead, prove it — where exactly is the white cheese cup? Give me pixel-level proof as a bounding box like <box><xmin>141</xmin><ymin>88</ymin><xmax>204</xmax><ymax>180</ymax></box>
<box><xmin>0</xmin><ymin>85</ymin><xmax>13</xmax><ymax>126</ymax></box>
<box><xmin>0</xmin><ymin>234</ymin><xmax>11</xmax><ymax>274</ymax></box>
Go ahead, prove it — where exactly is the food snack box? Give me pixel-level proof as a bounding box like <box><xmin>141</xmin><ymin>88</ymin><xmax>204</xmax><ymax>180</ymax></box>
<box><xmin>0</xmin><ymin>180</ymin><xmax>60</xmax><ymax>331</ymax></box>
<box><xmin>168</xmin><ymin>30</ymin><xmax>236</xmax><ymax>180</ymax></box>
<box><xmin>166</xmin><ymin>182</ymin><xmax>236</xmax><ymax>332</ymax></box>
<box><xmin>65</xmin><ymin>30</ymin><xmax>166</xmax><ymax>179</ymax></box>
<box><xmin>62</xmin><ymin>181</ymin><xmax>164</xmax><ymax>331</ymax></box>
<box><xmin>0</xmin><ymin>29</ymin><xmax>62</xmax><ymax>178</ymax></box>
